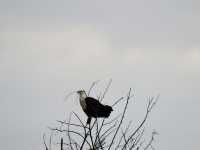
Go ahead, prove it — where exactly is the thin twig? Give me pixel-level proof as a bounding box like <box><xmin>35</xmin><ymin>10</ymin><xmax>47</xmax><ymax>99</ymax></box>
<box><xmin>67</xmin><ymin>113</ymin><xmax>74</xmax><ymax>150</ymax></box>
<box><xmin>88</xmin><ymin>80</ymin><xmax>100</xmax><ymax>96</ymax></box>
<box><xmin>57</xmin><ymin>120</ymin><xmax>89</xmax><ymax>129</ymax></box>
<box><xmin>61</xmin><ymin>138</ymin><xmax>63</xmax><ymax>150</ymax></box>
<box><xmin>48</xmin><ymin>127</ymin><xmax>91</xmax><ymax>148</ymax></box>
<box><xmin>121</xmin><ymin>97</ymin><xmax>158</xmax><ymax>150</ymax></box>
<box><xmin>43</xmin><ymin>134</ymin><xmax>49</xmax><ymax>150</ymax></box>
<box><xmin>94</xmin><ymin>119</ymin><xmax>104</xmax><ymax>150</ymax></box>
<box><xmin>112</xmin><ymin>97</ymin><xmax>124</xmax><ymax>107</ymax></box>
<box><xmin>129</xmin><ymin>128</ymin><xmax>145</xmax><ymax>150</ymax></box>
<box><xmin>100</xmin><ymin>79</ymin><xmax>112</xmax><ymax>102</ymax></box>
<box><xmin>89</xmin><ymin>123</ymin><xmax>95</xmax><ymax>149</ymax></box>
<box><xmin>72</xmin><ymin>112</ymin><xmax>89</xmax><ymax>150</ymax></box>
<box><xmin>116</xmin><ymin>121</ymin><xmax>132</xmax><ymax>150</ymax></box>
<box><xmin>108</xmin><ymin>88</ymin><xmax>132</xmax><ymax>150</ymax></box>
<box><xmin>144</xmin><ymin>131</ymin><xmax>158</xmax><ymax>150</ymax></box>
<box><xmin>103</xmin><ymin>114</ymin><xmax>121</xmax><ymax>126</ymax></box>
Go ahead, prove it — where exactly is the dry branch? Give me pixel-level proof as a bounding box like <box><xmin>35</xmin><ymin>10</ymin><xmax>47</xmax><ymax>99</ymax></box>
<box><xmin>44</xmin><ymin>81</ymin><xmax>158</xmax><ymax>150</ymax></box>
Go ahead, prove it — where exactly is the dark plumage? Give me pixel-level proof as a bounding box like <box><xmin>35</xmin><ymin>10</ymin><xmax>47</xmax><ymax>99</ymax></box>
<box><xmin>77</xmin><ymin>90</ymin><xmax>113</xmax><ymax>124</ymax></box>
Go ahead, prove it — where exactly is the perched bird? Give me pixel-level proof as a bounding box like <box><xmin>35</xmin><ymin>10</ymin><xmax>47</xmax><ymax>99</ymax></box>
<box><xmin>77</xmin><ymin>90</ymin><xmax>113</xmax><ymax>124</ymax></box>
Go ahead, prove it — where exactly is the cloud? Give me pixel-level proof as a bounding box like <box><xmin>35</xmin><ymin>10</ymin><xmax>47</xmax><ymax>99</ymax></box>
<box><xmin>1</xmin><ymin>22</ymin><xmax>200</xmax><ymax>80</ymax></box>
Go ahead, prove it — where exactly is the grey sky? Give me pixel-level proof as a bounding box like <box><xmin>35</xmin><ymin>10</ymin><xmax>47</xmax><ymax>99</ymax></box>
<box><xmin>0</xmin><ymin>0</ymin><xmax>200</xmax><ymax>150</ymax></box>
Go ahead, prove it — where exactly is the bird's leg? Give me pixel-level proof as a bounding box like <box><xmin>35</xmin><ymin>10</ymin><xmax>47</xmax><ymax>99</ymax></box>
<box><xmin>87</xmin><ymin>117</ymin><xmax>92</xmax><ymax>125</ymax></box>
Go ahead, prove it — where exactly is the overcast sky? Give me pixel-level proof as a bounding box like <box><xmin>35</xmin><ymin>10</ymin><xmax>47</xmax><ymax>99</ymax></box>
<box><xmin>0</xmin><ymin>0</ymin><xmax>200</xmax><ymax>150</ymax></box>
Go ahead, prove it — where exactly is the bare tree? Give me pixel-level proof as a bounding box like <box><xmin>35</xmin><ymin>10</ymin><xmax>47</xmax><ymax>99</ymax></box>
<box><xmin>43</xmin><ymin>80</ymin><xmax>159</xmax><ymax>150</ymax></box>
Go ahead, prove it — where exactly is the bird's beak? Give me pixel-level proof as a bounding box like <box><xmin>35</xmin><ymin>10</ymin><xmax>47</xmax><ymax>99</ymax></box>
<box><xmin>77</xmin><ymin>90</ymin><xmax>85</xmax><ymax>94</ymax></box>
<box><xmin>77</xmin><ymin>90</ymin><xmax>81</xmax><ymax>94</ymax></box>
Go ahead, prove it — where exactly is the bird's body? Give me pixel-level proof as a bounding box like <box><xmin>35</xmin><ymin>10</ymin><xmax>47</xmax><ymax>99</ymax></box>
<box><xmin>77</xmin><ymin>90</ymin><xmax>113</xmax><ymax>124</ymax></box>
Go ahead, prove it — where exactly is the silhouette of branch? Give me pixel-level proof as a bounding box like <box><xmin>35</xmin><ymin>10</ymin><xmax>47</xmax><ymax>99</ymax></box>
<box><xmin>72</xmin><ymin>112</ymin><xmax>90</xmax><ymax>150</ymax></box>
<box><xmin>88</xmin><ymin>80</ymin><xmax>100</xmax><ymax>96</ymax></box>
<box><xmin>89</xmin><ymin>123</ymin><xmax>95</xmax><ymax>149</ymax></box>
<box><xmin>112</xmin><ymin>97</ymin><xmax>124</xmax><ymax>107</ymax></box>
<box><xmin>129</xmin><ymin>128</ymin><xmax>145</xmax><ymax>149</ymax></box>
<box><xmin>100</xmin><ymin>121</ymin><xmax>118</xmax><ymax>140</ymax></box>
<box><xmin>121</xmin><ymin>129</ymin><xmax>130</xmax><ymax>150</ymax></box>
<box><xmin>103</xmin><ymin>114</ymin><xmax>121</xmax><ymax>126</ymax></box>
<box><xmin>44</xmin><ymin>83</ymin><xmax>158</xmax><ymax>150</ymax></box>
<box><xmin>67</xmin><ymin>113</ymin><xmax>74</xmax><ymax>150</ymax></box>
<box><xmin>107</xmin><ymin>88</ymin><xmax>132</xmax><ymax>150</ymax></box>
<box><xmin>43</xmin><ymin>134</ymin><xmax>49</xmax><ymax>150</ymax></box>
<box><xmin>48</xmin><ymin>127</ymin><xmax>91</xmax><ymax>148</ymax></box>
<box><xmin>144</xmin><ymin>131</ymin><xmax>158</xmax><ymax>150</ymax></box>
<box><xmin>94</xmin><ymin>119</ymin><xmax>104</xmax><ymax>150</ymax></box>
<box><xmin>57</xmin><ymin>120</ymin><xmax>89</xmax><ymax>129</ymax></box>
<box><xmin>116</xmin><ymin>121</ymin><xmax>132</xmax><ymax>150</ymax></box>
<box><xmin>94</xmin><ymin>103</ymin><xmax>120</xmax><ymax>149</ymax></box>
<box><xmin>60</xmin><ymin>138</ymin><xmax>63</xmax><ymax>150</ymax></box>
<box><xmin>100</xmin><ymin>79</ymin><xmax>112</xmax><ymax>102</ymax></box>
<box><xmin>121</xmin><ymin>96</ymin><xmax>158</xmax><ymax>150</ymax></box>
<box><xmin>57</xmin><ymin>140</ymin><xmax>80</xmax><ymax>150</ymax></box>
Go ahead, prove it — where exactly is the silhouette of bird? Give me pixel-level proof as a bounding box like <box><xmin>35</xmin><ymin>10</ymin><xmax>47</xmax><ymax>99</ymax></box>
<box><xmin>77</xmin><ymin>90</ymin><xmax>113</xmax><ymax>124</ymax></box>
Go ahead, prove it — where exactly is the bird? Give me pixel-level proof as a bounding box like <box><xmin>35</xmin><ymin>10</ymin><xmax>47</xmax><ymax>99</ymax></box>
<box><xmin>77</xmin><ymin>90</ymin><xmax>113</xmax><ymax>124</ymax></box>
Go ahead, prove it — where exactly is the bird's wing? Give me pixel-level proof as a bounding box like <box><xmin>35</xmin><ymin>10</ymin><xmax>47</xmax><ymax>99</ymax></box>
<box><xmin>85</xmin><ymin>97</ymin><xmax>102</xmax><ymax>117</ymax></box>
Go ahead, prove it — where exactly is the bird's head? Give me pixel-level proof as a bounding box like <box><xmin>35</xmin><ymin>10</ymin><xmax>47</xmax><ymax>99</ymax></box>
<box><xmin>77</xmin><ymin>90</ymin><xmax>84</xmax><ymax>94</ymax></box>
<box><xmin>77</xmin><ymin>90</ymin><xmax>87</xmax><ymax>99</ymax></box>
